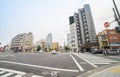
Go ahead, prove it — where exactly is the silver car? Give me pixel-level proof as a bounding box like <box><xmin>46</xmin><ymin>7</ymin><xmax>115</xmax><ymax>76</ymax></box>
<box><xmin>103</xmin><ymin>49</ymin><xmax>120</xmax><ymax>56</ymax></box>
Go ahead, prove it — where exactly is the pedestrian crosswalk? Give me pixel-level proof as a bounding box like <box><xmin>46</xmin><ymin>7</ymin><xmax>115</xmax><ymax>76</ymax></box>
<box><xmin>73</xmin><ymin>53</ymin><xmax>118</xmax><ymax>65</ymax></box>
<box><xmin>0</xmin><ymin>68</ymin><xmax>43</xmax><ymax>77</ymax></box>
<box><xmin>69</xmin><ymin>53</ymin><xmax>119</xmax><ymax>72</ymax></box>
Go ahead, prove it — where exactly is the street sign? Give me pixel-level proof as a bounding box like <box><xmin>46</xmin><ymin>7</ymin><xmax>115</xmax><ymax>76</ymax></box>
<box><xmin>104</xmin><ymin>22</ymin><xmax>109</xmax><ymax>27</ymax></box>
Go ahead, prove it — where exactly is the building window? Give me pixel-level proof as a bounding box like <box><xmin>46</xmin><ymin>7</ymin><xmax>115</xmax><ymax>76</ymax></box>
<box><xmin>110</xmin><ymin>37</ymin><xmax>112</xmax><ymax>39</ymax></box>
<box><xmin>109</xmin><ymin>32</ymin><xmax>115</xmax><ymax>34</ymax></box>
<box><xmin>113</xmin><ymin>36</ymin><xmax>117</xmax><ymax>39</ymax></box>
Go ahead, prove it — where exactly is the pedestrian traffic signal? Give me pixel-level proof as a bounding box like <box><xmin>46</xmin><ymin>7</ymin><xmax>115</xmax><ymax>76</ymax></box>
<box><xmin>115</xmin><ymin>26</ymin><xmax>120</xmax><ymax>33</ymax></box>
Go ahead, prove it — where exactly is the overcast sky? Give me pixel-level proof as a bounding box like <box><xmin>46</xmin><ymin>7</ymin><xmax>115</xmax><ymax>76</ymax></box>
<box><xmin>0</xmin><ymin>0</ymin><xmax>120</xmax><ymax>46</ymax></box>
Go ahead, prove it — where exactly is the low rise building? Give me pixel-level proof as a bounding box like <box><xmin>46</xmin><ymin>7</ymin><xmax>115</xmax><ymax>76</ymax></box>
<box><xmin>35</xmin><ymin>39</ymin><xmax>46</xmax><ymax>51</ymax></box>
<box><xmin>10</xmin><ymin>32</ymin><xmax>33</xmax><ymax>52</ymax></box>
<box><xmin>52</xmin><ymin>42</ymin><xmax>59</xmax><ymax>51</ymax></box>
<box><xmin>98</xmin><ymin>29</ymin><xmax>120</xmax><ymax>49</ymax></box>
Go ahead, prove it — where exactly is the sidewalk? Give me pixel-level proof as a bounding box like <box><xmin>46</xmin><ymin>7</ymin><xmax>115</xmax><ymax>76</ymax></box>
<box><xmin>77</xmin><ymin>63</ymin><xmax>120</xmax><ymax>77</ymax></box>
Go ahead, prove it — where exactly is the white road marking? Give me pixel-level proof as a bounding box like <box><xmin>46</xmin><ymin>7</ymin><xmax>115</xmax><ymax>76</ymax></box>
<box><xmin>1</xmin><ymin>72</ymin><xmax>13</xmax><ymax>77</ymax></box>
<box><xmin>0</xmin><ymin>68</ymin><xmax>43</xmax><ymax>77</ymax></box>
<box><xmin>93</xmin><ymin>63</ymin><xmax>111</xmax><ymax>64</ymax></box>
<box><xmin>0</xmin><ymin>55</ymin><xmax>14</xmax><ymax>57</ymax></box>
<box><xmin>69</xmin><ymin>54</ymin><xmax>84</xmax><ymax>71</ymax></box>
<box><xmin>0</xmin><ymin>61</ymin><xmax>79</xmax><ymax>72</ymax></box>
<box><xmin>32</xmin><ymin>75</ymin><xmax>44</xmax><ymax>77</ymax></box>
<box><xmin>0</xmin><ymin>68</ymin><xmax>26</xmax><ymax>75</ymax></box>
<box><xmin>73</xmin><ymin>53</ymin><xmax>119</xmax><ymax>65</ymax></box>
<box><xmin>14</xmin><ymin>75</ymin><xmax>22</xmax><ymax>77</ymax></box>
<box><xmin>73</xmin><ymin>53</ymin><xmax>98</xmax><ymax>68</ymax></box>
<box><xmin>109</xmin><ymin>56</ymin><xmax>120</xmax><ymax>59</ymax></box>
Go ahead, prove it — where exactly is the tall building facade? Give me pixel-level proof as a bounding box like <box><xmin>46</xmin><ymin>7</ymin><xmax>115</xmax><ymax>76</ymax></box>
<box><xmin>46</xmin><ymin>33</ymin><xmax>52</xmax><ymax>51</ymax></box>
<box><xmin>10</xmin><ymin>32</ymin><xmax>33</xmax><ymax>52</ymax></box>
<box><xmin>69</xmin><ymin>4</ymin><xmax>97</xmax><ymax>52</ymax></box>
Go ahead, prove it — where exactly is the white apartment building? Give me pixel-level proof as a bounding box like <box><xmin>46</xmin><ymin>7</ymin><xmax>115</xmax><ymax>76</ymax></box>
<box><xmin>70</xmin><ymin>23</ymin><xmax>78</xmax><ymax>52</ymax></box>
<box><xmin>10</xmin><ymin>32</ymin><xmax>33</xmax><ymax>52</ymax></box>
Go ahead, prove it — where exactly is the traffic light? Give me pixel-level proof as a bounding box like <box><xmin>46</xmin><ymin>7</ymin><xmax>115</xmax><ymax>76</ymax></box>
<box><xmin>115</xmin><ymin>26</ymin><xmax>120</xmax><ymax>33</ymax></box>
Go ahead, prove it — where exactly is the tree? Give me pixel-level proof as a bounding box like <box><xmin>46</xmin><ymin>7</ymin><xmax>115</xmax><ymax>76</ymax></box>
<box><xmin>65</xmin><ymin>46</ymin><xmax>70</xmax><ymax>52</ymax></box>
<box><xmin>37</xmin><ymin>45</ymin><xmax>41</xmax><ymax>51</ymax></box>
<box><xmin>65</xmin><ymin>46</ymin><xmax>68</xmax><ymax>50</ymax></box>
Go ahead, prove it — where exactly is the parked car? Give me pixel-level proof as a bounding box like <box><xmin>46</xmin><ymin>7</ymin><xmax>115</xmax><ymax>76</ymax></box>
<box><xmin>103</xmin><ymin>49</ymin><xmax>120</xmax><ymax>56</ymax></box>
<box><xmin>91</xmin><ymin>49</ymin><xmax>103</xmax><ymax>54</ymax></box>
<box><xmin>51</xmin><ymin>50</ymin><xmax>57</xmax><ymax>54</ymax></box>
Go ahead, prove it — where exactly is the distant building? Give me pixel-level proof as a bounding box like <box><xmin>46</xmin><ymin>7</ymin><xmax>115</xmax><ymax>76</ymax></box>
<box><xmin>98</xmin><ymin>29</ymin><xmax>120</xmax><ymax>49</ymax></box>
<box><xmin>98</xmin><ymin>32</ymin><xmax>109</xmax><ymax>49</ymax></box>
<box><xmin>46</xmin><ymin>33</ymin><xmax>52</xmax><ymax>51</ymax></box>
<box><xmin>3</xmin><ymin>44</ymin><xmax>10</xmax><ymax>52</ymax></box>
<box><xmin>69</xmin><ymin>4</ymin><xmax>97</xmax><ymax>52</ymax></box>
<box><xmin>52</xmin><ymin>42</ymin><xmax>59</xmax><ymax>51</ymax></box>
<box><xmin>35</xmin><ymin>39</ymin><xmax>46</xmax><ymax>51</ymax></box>
<box><xmin>10</xmin><ymin>32</ymin><xmax>33</xmax><ymax>52</ymax></box>
<box><xmin>0</xmin><ymin>47</ymin><xmax>3</xmax><ymax>52</ymax></box>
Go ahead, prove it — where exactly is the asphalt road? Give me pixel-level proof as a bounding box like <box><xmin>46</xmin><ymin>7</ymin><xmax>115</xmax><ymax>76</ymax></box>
<box><xmin>0</xmin><ymin>52</ymin><xmax>119</xmax><ymax>77</ymax></box>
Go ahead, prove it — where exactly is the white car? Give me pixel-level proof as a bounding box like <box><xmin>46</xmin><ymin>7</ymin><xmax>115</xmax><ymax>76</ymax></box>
<box><xmin>51</xmin><ymin>50</ymin><xmax>57</xmax><ymax>54</ymax></box>
<box><xmin>39</xmin><ymin>50</ymin><xmax>43</xmax><ymax>53</ymax></box>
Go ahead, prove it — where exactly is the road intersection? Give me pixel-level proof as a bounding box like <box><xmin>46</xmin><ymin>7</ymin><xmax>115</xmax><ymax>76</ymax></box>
<box><xmin>0</xmin><ymin>52</ymin><xmax>119</xmax><ymax>77</ymax></box>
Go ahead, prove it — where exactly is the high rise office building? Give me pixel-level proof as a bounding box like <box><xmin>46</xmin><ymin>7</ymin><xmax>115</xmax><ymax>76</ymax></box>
<box><xmin>46</xmin><ymin>33</ymin><xmax>52</xmax><ymax>50</ymax></box>
<box><xmin>69</xmin><ymin>4</ymin><xmax>97</xmax><ymax>52</ymax></box>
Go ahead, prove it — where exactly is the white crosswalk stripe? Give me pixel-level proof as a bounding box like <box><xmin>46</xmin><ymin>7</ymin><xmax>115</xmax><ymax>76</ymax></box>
<box><xmin>14</xmin><ymin>75</ymin><xmax>22</xmax><ymax>77</ymax></box>
<box><xmin>0</xmin><ymin>68</ymin><xmax>44</xmax><ymax>77</ymax></box>
<box><xmin>0</xmin><ymin>71</ymin><xmax>6</xmax><ymax>74</ymax></box>
<box><xmin>0</xmin><ymin>72</ymin><xmax>13</xmax><ymax>77</ymax></box>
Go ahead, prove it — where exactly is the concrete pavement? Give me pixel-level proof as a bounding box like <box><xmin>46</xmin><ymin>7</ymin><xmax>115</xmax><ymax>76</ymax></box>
<box><xmin>90</xmin><ymin>63</ymin><xmax>120</xmax><ymax>77</ymax></box>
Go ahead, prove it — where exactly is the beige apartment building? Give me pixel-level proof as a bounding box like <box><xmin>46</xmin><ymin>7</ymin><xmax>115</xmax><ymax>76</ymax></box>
<box><xmin>35</xmin><ymin>39</ymin><xmax>46</xmax><ymax>51</ymax></box>
<box><xmin>10</xmin><ymin>32</ymin><xmax>33</xmax><ymax>52</ymax></box>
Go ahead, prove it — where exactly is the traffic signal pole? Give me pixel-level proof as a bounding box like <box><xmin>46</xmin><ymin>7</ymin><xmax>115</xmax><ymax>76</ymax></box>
<box><xmin>104</xmin><ymin>0</ymin><xmax>120</xmax><ymax>33</ymax></box>
<box><xmin>113</xmin><ymin>0</ymin><xmax>120</xmax><ymax>26</ymax></box>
